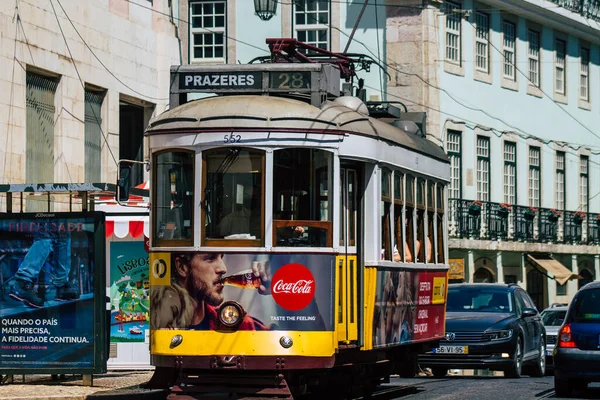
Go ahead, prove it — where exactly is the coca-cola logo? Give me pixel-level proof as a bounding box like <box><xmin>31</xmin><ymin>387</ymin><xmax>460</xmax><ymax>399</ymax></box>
<box><xmin>270</xmin><ymin>263</ymin><xmax>315</xmax><ymax>311</ymax></box>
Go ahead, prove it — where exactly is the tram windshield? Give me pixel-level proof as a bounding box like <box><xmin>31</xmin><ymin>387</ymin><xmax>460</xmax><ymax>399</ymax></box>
<box><xmin>153</xmin><ymin>150</ymin><xmax>195</xmax><ymax>246</ymax></box>
<box><xmin>273</xmin><ymin>148</ymin><xmax>332</xmax><ymax>247</ymax></box>
<box><xmin>203</xmin><ymin>148</ymin><xmax>264</xmax><ymax>244</ymax></box>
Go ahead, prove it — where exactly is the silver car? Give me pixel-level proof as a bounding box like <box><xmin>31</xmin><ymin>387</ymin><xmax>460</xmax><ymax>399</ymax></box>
<box><xmin>540</xmin><ymin>304</ymin><xmax>568</xmax><ymax>371</ymax></box>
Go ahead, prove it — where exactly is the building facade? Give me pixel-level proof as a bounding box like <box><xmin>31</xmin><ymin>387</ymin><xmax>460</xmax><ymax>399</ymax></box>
<box><xmin>0</xmin><ymin>0</ymin><xmax>180</xmax><ymax>211</ymax></box>
<box><xmin>386</xmin><ymin>0</ymin><xmax>600</xmax><ymax>309</ymax></box>
<box><xmin>176</xmin><ymin>0</ymin><xmax>387</xmax><ymax>100</ymax></box>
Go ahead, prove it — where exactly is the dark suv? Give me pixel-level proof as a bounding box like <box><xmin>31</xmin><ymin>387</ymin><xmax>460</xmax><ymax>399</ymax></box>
<box><xmin>554</xmin><ymin>281</ymin><xmax>600</xmax><ymax>397</ymax></box>
<box><xmin>418</xmin><ymin>283</ymin><xmax>546</xmax><ymax>378</ymax></box>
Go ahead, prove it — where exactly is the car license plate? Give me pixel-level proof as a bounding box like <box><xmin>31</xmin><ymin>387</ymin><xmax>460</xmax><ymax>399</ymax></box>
<box><xmin>432</xmin><ymin>346</ymin><xmax>468</xmax><ymax>354</ymax></box>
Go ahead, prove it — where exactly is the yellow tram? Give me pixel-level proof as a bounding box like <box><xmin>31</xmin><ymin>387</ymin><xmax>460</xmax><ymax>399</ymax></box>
<box><xmin>122</xmin><ymin>55</ymin><xmax>450</xmax><ymax>398</ymax></box>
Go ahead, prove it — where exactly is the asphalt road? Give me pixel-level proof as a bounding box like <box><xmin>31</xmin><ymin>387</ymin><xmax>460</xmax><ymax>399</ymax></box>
<box><xmin>363</xmin><ymin>374</ymin><xmax>600</xmax><ymax>400</ymax></box>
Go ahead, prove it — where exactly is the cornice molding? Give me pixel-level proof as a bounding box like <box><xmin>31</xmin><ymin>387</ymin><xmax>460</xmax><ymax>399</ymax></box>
<box><xmin>483</xmin><ymin>0</ymin><xmax>600</xmax><ymax>45</ymax></box>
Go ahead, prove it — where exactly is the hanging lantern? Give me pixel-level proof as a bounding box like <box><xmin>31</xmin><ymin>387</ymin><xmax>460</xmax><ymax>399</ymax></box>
<box><xmin>254</xmin><ymin>0</ymin><xmax>277</xmax><ymax>21</ymax></box>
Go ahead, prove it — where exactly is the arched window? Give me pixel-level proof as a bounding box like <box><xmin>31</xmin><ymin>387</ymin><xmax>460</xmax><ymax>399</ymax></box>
<box><xmin>473</xmin><ymin>267</ymin><xmax>493</xmax><ymax>283</ymax></box>
<box><xmin>579</xmin><ymin>268</ymin><xmax>594</xmax><ymax>289</ymax></box>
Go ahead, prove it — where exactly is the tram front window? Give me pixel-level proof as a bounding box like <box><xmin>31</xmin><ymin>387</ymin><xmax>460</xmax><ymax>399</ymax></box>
<box><xmin>203</xmin><ymin>148</ymin><xmax>264</xmax><ymax>245</ymax></box>
<box><xmin>153</xmin><ymin>150</ymin><xmax>194</xmax><ymax>246</ymax></box>
<box><xmin>273</xmin><ymin>148</ymin><xmax>332</xmax><ymax>247</ymax></box>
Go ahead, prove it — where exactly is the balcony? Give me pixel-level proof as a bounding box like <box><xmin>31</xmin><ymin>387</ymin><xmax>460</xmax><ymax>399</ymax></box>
<box><xmin>548</xmin><ymin>0</ymin><xmax>600</xmax><ymax>21</ymax></box>
<box><xmin>449</xmin><ymin>199</ymin><xmax>600</xmax><ymax>245</ymax></box>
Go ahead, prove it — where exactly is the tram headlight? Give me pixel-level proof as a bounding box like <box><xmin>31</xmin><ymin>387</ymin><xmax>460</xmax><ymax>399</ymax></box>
<box><xmin>219</xmin><ymin>301</ymin><xmax>244</xmax><ymax>329</ymax></box>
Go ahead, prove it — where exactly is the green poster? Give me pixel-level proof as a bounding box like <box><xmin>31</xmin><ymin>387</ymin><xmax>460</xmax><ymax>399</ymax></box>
<box><xmin>109</xmin><ymin>241</ymin><xmax>149</xmax><ymax>342</ymax></box>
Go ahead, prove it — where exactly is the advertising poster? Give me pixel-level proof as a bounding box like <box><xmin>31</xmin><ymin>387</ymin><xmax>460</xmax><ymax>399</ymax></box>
<box><xmin>373</xmin><ymin>269</ymin><xmax>447</xmax><ymax>348</ymax></box>
<box><xmin>150</xmin><ymin>253</ymin><xmax>334</xmax><ymax>332</ymax></box>
<box><xmin>109</xmin><ymin>241</ymin><xmax>149</xmax><ymax>342</ymax></box>
<box><xmin>0</xmin><ymin>213</ymin><xmax>104</xmax><ymax>370</ymax></box>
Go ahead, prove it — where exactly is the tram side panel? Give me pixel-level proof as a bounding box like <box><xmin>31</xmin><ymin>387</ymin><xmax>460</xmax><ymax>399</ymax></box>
<box><xmin>366</xmin><ymin>267</ymin><xmax>447</xmax><ymax>350</ymax></box>
<box><xmin>149</xmin><ymin>251</ymin><xmax>337</xmax><ymax>367</ymax></box>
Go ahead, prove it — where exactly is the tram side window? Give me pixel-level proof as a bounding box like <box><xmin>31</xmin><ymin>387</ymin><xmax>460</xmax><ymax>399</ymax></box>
<box><xmin>405</xmin><ymin>175</ymin><xmax>415</xmax><ymax>262</ymax></box>
<box><xmin>436</xmin><ymin>184</ymin><xmax>445</xmax><ymax>263</ymax></box>
<box><xmin>153</xmin><ymin>150</ymin><xmax>194</xmax><ymax>246</ymax></box>
<box><xmin>393</xmin><ymin>171</ymin><xmax>404</xmax><ymax>262</ymax></box>
<box><xmin>273</xmin><ymin>148</ymin><xmax>332</xmax><ymax>247</ymax></box>
<box><xmin>416</xmin><ymin>178</ymin><xmax>433</xmax><ymax>263</ymax></box>
<box><xmin>381</xmin><ymin>169</ymin><xmax>392</xmax><ymax>260</ymax></box>
<box><xmin>203</xmin><ymin>148</ymin><xmax>264</xmax><ymax>246</ymax></box>
<box><xmin>427</xmin><ymin>181</ymin><xmax>436</xmax><ymax>263</ymax></box>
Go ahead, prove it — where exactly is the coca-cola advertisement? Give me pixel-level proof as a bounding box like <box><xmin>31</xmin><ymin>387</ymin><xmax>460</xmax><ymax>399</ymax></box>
<box><xmin>373</xmin><ymin>269</ymin><xmax>447</xmax><ymax>347</ymax></box>
<box><xmin>150</xmin><ymin>253</ymin><xmax>334</xmax><ymax>332</ymax></box>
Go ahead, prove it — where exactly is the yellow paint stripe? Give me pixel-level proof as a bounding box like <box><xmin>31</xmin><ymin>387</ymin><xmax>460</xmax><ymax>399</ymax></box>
<box><xmin>362</xmin><ymin>267</ymin><xmax>377</xmax><ymax>351</ymax></box>
<box><xmin>151</xmin><ymin>330</ymin><xmax>336</xmax><ymax>357</ymax></box>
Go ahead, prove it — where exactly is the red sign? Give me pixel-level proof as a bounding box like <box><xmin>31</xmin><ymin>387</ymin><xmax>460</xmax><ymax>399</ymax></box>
<box><xmin>270</xmin><ymin>263</ymin><xmax>315</xmax><ymax>311</ymax></box>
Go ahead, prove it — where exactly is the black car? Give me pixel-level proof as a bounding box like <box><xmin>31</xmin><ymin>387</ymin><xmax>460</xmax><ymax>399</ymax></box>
<box><xmin>553</xmin><ymin>281</ymin><xmax>600</xmax><ymax>397</ymax></box>
<box><xmin>418</xmin><ymin>283</ymin><xmax>546</xmax><ymax>378</ymax></box>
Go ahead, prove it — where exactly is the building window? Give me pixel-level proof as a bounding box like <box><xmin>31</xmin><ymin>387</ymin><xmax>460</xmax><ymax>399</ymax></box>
<box><xmin>84</xmin><ymin>89</ymin><xmax>105</xmax><ymax>183</ymax></box>
<box><xmin>294</xmin><ymin>0</ymin><xmax>329</xmax><ymax>51</ymax></box>
<box><xmin>556</xmin><ymin>151</ymin><xmax>565</xmax><ymax>210</ymax></box>
<box><xmin>528</xmin><ymin>30</ymin><xmax>540</xmax><ymax>87</ymax></box>
<box><xmin>26</xmin><ymin>72</ymin><xmax>59</xmax><ymax>211</ymax></box>
<box><xmin>556</xmin><ymin>281</ymin><xmax>567</xmax><ymax>296</ymax></box>
<box><xmin>502</xmin><ymin>21</ymin><xmax>516</xmax><ymax>80</ymax></box>
<box><xmin>475</xmin><ymin>12</ymin><xmax>489</xmax><ymax>72</ymax></box>
<box><xmin>503</xmin><ymin>142</ymin><xmax>516</xmax><ymax>204</ymax></box>
<box><xmin>447</xmin><ymin>130</ymin><xmax>461</xmax><ymax>199</ymax></box>
<box><xmin>445</xmin><ymin>1</ymin><xmax>461</xmax><ymax>64</ymax></box>
<box><xmin>580</xmin><ymin>155</ymin><xmax>589</xmax><ymax>212</ymax></box>
<box><xmin>580</xmin><ymin>48</ymin><xmax>590</xmax><ymax>101</ymax></box>
<box><xmin>528</xmin><ymin>146</ymin><xmax>540</xmax><ymax>208</ymax></box>
<box><xmin>476</xmin><ymin>136</ymin><xmax>490</xmax><ymax>202</ymax></box>
<box><xmin>190</xmin><ymin>1</ymin><xmax>226</xmax><ymax>62</ymax></box>
<box><xmin>555</xmin><ymin>39</ymin><xmax>566</xmax><ymax>95</ymax></box>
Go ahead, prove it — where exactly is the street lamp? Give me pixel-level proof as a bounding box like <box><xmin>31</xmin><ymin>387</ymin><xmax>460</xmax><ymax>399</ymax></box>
<box><xmin>254</xmin><ymin>0</ymin><xmax>277</xmax><ymax>21</ymax></box>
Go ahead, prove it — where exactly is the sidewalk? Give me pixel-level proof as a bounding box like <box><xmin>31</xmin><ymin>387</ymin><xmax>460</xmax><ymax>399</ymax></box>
<box><xmin>0</xmin><ymin>371</ymin><xmax>164</xmax><ymax>400</ymax></box>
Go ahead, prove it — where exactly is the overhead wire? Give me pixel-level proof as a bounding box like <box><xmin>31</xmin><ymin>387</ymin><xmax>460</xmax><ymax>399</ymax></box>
<box><xmin>49</xmin><ymin>0</ymin><xmax>119</xmax><ymax>167</ymax></box>
<box><xmin>461</xmin><ymin>15</ymin><xmax>600</xmax><ymax>146</ymax></box>
<box><xmin>54</xmin><ymin>0</ymin><xmax>170</xmax><ymax>102</ymax></box>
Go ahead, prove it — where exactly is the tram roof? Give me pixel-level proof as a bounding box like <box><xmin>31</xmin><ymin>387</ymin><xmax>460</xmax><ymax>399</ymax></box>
<box><xmin>146</xmin><ymin>95</ymin><xmax>449</xmax><ymax>163</ymax></box>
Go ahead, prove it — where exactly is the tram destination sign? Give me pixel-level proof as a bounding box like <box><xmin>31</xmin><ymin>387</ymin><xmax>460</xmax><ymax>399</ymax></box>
<box><xmin>179</xmin><ymin>71</ymin><xmax>263</xmax><ymax>90</ymax></box>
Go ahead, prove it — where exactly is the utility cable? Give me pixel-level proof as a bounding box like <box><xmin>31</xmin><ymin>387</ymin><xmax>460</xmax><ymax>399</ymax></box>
<box><xmin>49</xmin><ymin>0</ymin><xmax>119</xmax><ymax>167</ymax></box>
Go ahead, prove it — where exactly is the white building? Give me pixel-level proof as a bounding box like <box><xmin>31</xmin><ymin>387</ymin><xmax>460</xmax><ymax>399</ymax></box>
<box><xmin>386</xmin><ymin>0</ymin><xmax>600</xmax><ymax>309</ymax></box>
<box><xmin>0</xmin><ymin>0</ymin><xmax>180</xmax><ymax>210</ymax></box>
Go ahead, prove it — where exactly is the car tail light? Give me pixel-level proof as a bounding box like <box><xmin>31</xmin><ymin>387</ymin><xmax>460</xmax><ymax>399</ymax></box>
<box><xmin>558</xmin><ymin>324</ymin><xmax>577</xmax><ymax>348</ymax></box>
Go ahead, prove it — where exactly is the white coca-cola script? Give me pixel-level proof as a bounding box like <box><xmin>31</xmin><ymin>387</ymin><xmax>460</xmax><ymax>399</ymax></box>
<box><xmin>272</xmin><ymin>279</ymin><xmax>314</xmax><ymax>294</ymax></box>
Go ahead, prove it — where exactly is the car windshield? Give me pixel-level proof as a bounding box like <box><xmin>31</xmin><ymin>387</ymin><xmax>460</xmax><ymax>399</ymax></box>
<box><xmin>447</xmin><ymin>287</ymin><xmax>513</xmax><ymax>313</ymax></box>
<box><xmin>573</xmin><ymin>288</ymin><xmax>600</xmax><ymax>323</ymax></box>
<box><xmin>541</xmin><ymin>310</ymin><xmax>566</xmax><ymax>326</ymax></box>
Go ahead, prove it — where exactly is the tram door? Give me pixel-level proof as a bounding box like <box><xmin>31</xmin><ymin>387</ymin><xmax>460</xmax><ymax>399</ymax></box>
<box><xmin>337</xmin><ymin>165</ymin><xmax>359</xmax><ymax>344</ymax></box>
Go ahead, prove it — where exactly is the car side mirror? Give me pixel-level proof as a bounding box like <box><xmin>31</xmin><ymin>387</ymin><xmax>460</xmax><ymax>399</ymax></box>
<box><xmin>521</xmin><ymin>308</ymin><xmax>537</xmax><ymax>318</ymax></box>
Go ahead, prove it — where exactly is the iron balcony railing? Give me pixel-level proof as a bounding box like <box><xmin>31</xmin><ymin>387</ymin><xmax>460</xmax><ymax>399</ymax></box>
<box><xmin>548</xmin><ymin>0</ymin><xmax>600</xmax><ymax>21</ymax></box>
<box><xmin>449</xmin><ymin>199</ymin><xmax>600</xmax><ymax>245</ymax></box>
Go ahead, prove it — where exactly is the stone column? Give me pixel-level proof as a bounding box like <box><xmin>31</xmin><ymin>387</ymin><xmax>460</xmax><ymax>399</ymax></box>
<box><xmin>569</xmin><ymin>255</ymin><xmax>578</xmax><ymax>297</ymax></box>
<box><xmin>496</xmin><ymin>251</ymin><xmax>504</xmax><ymax>283</ymax></box>
<box><xmin>595</xmin><ymin>255</ymin><xmax>600</xmax><ymax>282</ymax></box>
<box><xmin>467</xmin><ymin>250</ymin><xmax>474</xmax><ymax>283</ymax></box>
<box><xmin>518</xmin><ymin>253</ymin><xmax>527</xmax><ymax>290</ymax></box>
<box><xmin>547</xmin><ymin>254</ymin><xmax>556</xmax><ymax>306</ymax></box>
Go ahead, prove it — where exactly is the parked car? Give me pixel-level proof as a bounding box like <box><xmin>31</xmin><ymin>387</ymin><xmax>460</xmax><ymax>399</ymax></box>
<box><xmin>553</xmin><ymin>281</ymin><xmax>600</xmax><ymax>397</ymax></box>
<box><xmin>418</xmin><ymin>283</ymin><xmax>546</xmax><ymax>378</ymax></box>
<box><xmin>540</xmin><ymin>304</ymin><xmax>568</xmax><ymax>371</ymax></box>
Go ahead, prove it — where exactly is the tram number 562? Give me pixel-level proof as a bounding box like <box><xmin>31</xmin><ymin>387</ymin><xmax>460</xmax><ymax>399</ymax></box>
<box><xmin>224</xmin><ymin>133</ymin><xmax>242</xmax><ymax>143</ymax></box>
